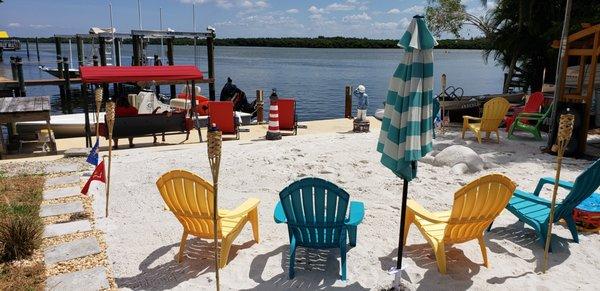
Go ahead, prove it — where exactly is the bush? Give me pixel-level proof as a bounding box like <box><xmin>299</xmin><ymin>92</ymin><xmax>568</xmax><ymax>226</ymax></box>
<box><xmin>0</xmin><ymin>216</ymin><xmax>42</xmax><ymax>262</ymax></box>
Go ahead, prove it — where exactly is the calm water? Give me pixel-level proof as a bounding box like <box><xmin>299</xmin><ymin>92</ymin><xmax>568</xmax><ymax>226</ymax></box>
<box><xmin>0</xmin><ymin>43</ymin><xmax>503</xmax><ymax>121</ymax></box>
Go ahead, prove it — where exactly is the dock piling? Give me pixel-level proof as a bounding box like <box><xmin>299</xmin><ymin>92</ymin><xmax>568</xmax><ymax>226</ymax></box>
<box><xmin>25</xmin><ymin>39</ymin><xmax>30</xmax><ymax>60</ymax></box>
<box><xmin>166</xmin><ymin>37</ymin><xmax>176</xmax><ymax>98</ymax></box>
<box><xmin>256</xmin><ymin>90</ymin><xmax>264</xmax><ymax>123</ymax></box>
<box><xmin>16</xmin><ymin>57</ymin><xmax>26</xmax><ymax>97</ymax></box>
<box><xmin>35</xmin><ymin>37</ymin><xmax>40</xmax><ymax>62</ymax></box>
<box><xmin>63</xmin><ymin>57</ymin><xmax>72</xmax><ymax>113</ymax></box>
<box><xmin>207</xmin><ymin>34</ymin><xmax>216</xmax><ymax>101</ymax></box>
<box><xmin>10</xmin><ymin>57</ymin><xmax>17</xmax><ymax>81</ymax></box>
<box><xmin>345</xmin><ymin>85</ymin><xmax>353</xmax><ymax>119</ymax></box>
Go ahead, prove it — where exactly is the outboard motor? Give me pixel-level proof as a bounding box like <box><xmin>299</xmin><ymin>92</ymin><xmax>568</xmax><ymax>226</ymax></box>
<box><xmin>219</xmin><ymin>77</ymin><xmax>257</xmax><ymax>116</ymax></box>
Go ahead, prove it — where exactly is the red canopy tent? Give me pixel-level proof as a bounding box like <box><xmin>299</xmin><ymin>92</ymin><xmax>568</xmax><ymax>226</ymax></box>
<box><xmin>80</xmin><ymin>65</ymin><xmax>204</xmax><ymax>83</ymax></box>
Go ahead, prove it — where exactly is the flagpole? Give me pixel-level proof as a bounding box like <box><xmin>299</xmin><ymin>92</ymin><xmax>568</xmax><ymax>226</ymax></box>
<box><xmin>543</xmin><ymin>113</ymin><xmax>574</xmax><ymax>272</ymax></box>
<box><xmin>105</xmin><ymin>101</ymin><xmax>115</xmax><ymax>217</ymax></box>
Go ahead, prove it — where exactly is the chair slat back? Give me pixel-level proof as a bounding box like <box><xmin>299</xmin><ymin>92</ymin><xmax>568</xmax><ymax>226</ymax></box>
<box><xmin>445</xmin><ymin>174</ymin><xmax>516</xmax><ymax>243</ymax></box>
<box><xmin>481</xmin><ymin>97</ymin><xmax>510</xmax><ymax>131</ymax></box>
<box><xmin>277</xmin><ymin>98</ymin><xmax>296</xmax><ymax>130</ymax></box>
<box><xmin>208</xmin><ymin>101</ymin><xmax>235</xmax><ymax>134</ymax></box>
<box><xmin>156</xmin><ymin>170</ymin><xmax>218</xmax><ymax>238</ymax></box>
<box><xmin>279</xmin><ymin>178</ymin><xmax>350</xmax><ymax>247</ymax></box>
<box><xmin>556</xmin><ymin>159</ymin><xmax>600</xmax><ymax>219</ymax></box>
<box><xmin>523</xmin><ymin>92</ymin><xmax>545</xmax><ymax>113</ymax></box>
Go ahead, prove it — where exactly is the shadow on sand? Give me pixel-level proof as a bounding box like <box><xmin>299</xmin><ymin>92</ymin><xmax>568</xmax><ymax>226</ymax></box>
<box><xmin>115</xmin><ymin>237</ymin><xmax>255</xmax><ymax>290</ymax></box>
<box><xmin>245</xmin><ymin>245</ymin><xmax>368</xmax><ymax>290</ymax></box>
<box><xmin>377</xmin><ymin>220</ymin><xmax>573</xmax><ymax>290</ymax></box>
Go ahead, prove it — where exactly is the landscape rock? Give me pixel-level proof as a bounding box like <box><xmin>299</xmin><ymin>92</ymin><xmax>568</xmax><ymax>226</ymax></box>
<box><xmin>433</xmin><ymin>145</ymin><xmax>484</xmax><ymax>172</ymax></box>
<box><xmin>63</xmin><ymin>148</ymin><xmax>91</xmax><ymax>158</ymax></box>
<box><xmin>43</xmin><ymin>186</ymin><xmax>81</xmax><ymax>200</ymax></box>
<box><xmin>40</xmin><ymin>201</ymin><xmax>84</xmax><ymax>217</ymax></box>
<box><xmin>44</xmin><ymin>220</ymin><xmax>92</xmax><ymax>238</ymax></box>
<box><xmin>44</xmin><ymin>175</ymin><xmax>81</xmax><ymax>187</ymax></box>
<box><xmin>45</xmin><ymin>164</ymin><xmax>79</xmax><ymax>174</ymax></box>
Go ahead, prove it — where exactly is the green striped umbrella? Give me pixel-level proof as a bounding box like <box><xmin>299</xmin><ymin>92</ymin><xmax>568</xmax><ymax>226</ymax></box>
<box><xmin>377</xmin><ymin>15</ymin><xmax>437</xmax><ymax>271</ymax></box>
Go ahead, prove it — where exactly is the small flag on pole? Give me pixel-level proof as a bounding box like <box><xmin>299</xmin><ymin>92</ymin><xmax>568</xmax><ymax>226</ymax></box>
<box><xmin>81</xmin><ymin>161</ymin><xmax>106</xmax><ymax>196</ymax></box>
<box><xmin>86</xmin><ymin>138</ymin><xmax>100</xmax><ymax>166</ymax></box>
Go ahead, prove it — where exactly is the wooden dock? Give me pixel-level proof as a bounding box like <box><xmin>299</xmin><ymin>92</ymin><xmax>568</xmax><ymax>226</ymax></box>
<box><xmin>0</xmin><ymin>78</ymin><xmax>82</xmax><ymax>87</ymax></box>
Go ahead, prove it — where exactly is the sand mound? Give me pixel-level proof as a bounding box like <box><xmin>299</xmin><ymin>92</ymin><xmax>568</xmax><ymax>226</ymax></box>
<box><xmin>432</xmin><ymin>145</ymin><xmax>484</xmax><ymax>173</ymax></box>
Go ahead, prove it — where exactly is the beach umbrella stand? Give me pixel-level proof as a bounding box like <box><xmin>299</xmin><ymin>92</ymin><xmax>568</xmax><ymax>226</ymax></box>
<box><xmin>377</xmin><ymin>15</ymin><xmax>437</xmax><ymax>275</ymax></box>
<box><xmin>207</xmin><ymin>126</ymin><xmax>222</xmax><ymax>291</ymax></box>
<box><xmin>543</xmin><ymin>113</ymin><xmax>574</xmax><ymax>272</ymax></box>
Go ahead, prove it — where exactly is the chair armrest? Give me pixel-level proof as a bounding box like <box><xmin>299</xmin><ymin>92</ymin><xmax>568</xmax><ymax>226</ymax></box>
<box><xmin>406</xmin><ymin>199</ymin><xmax>448</xmax><ymax>223</ymax></box>
<box><xmin>513</xmin><ymin>189</ymin><xmax>552</xmax><ymax>206</ymax></box>
<box><xmin>219</xmin><ymin>198</ymin><xmax>260</xmax><ymax>219</ymax></box>
<box><xmin>533</xmin><ymin>177</ymin><xmax>574</xmax><ymax>196</ymax></box>
<box><xmin>345</xmin><ymin>201</ymin><xmax>365</xmax><ymax>226</ymax></box>
<box><xmin>516</xmin><ymin>112</ymin><xmax>544</xmax><ymax>120</ymax></box>
<box><xmin>273</xmin><ymin>201</ymin><xmax>287</xmax><ymax>223</ymax></box>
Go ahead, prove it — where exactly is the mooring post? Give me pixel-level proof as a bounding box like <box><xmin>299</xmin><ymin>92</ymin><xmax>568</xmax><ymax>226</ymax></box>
<box><xmin>206</xmin><ymin>33</ymin><xmax>216</xmax><ymax>101</ymax></box>
<box><xmin>154</xmin><ymin>55</ymin><xmax>162</xmax><ymax>95</ymax></box>
<box><xmin>166</xmin><ymin>37</ymin><xmax>176</xmax><ymax>98</ymax></box>
<box><xmin>63</xmin><ymin>57</ymin><xmax>72</xmax><ymax>113</ymax></box>
<box><xmin>345</xmin><ymin>85</ymin><xmax>353</xmax><ymax>118</ymax></box>
<box><xmin>76</xmin><ymin>36</ymin><xmax>84</xmax><ymax>67</ymax></box>
<box><xmin>132</xmin><ymin>35</ymin><xmax>141</xmax><ymax>66</ymax></box>
<box><xmin>35</xmin><ymin>37</ymin><xmax>40</xmax><ymax>62</ymax></box>
<box><xmin>16</xmin><ymin>57</ymin><xmax>26</xmax><ymax>97</ymax></box>
<box><xmin>99</xmin><ymin>37</ymin><xmax>107</xmax><ymax>66</ymax></box>
<box><xmin>25</xmin><ymin>39</ymin><xmax>30</xmax><ymax>60</ymax></box>
<box><xmin>55</xmin><ymin>36</ymin><xmax>66</xmax><ymax>112</ymax></box>
<box><xmin>256</xmin><ymin>90</ymin><xmax>264</xmax><ymax>123</ymax></box>
<box><xmin>82</xmin><ymin>84</ymin><xmax>92</xmax><ymax>147</ymax></box>
<box><xmin>10</xmin><ymin>57</ymin><xmax>17</xmax><ymax>80</ymax></box>
<box><xmin>0</xmin><ymin>47</ymin><xmax>4</xmax><ymax>62</ymax></box>
<box><xmin>114</xmin><ymin>38</ymin><xmax>122</xmax><ymax>66</ymax></box>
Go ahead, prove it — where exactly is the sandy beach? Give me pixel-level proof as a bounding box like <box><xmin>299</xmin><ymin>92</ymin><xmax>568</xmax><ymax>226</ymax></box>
<box><xmin>81</xmin><ymin>119</ymin><xmax>600</xmax><ymax>290</ymax></box>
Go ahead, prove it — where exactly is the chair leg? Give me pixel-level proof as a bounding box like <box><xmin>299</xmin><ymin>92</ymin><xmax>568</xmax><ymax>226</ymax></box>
<box><xmin>178</xmin><ymin>232</ymin><xmax>188</xmax><ymax>263</ymax></box>
<box><xmin>403</xmin><ymin>210</ymin><xmax>414</xmax><ymax>245</ymax></box>
<box><xmin>486</xmin><ymin>221</ymin><xmax>494</xmax><ymax>232</ymax></box>
<box><xmin>433</xmin><ymin>243</ymin><xmax>447</xmax><ymax>274</ymax></box>
<box><xmin>348</xmin><ymin>226</ymin><xmax>357</xmax><ymax>247</ymax></box>
<box><xmin>289</xmin><ymin>236</ymin><xmax>297</xmax><ymax>279</ymax></box>
<box><xmin>477</xmin><ymin>236</ymin><xmax>489</xmax><ymax>268</ymax></box>
<box><xmin>476</xmin><ymin>132</ymin><xmax>482</xmax><ymax>144</ymax></box>
<box><xmin>508</xmin><ymin>123</ymin><xmax>516</xmax><ymax>139</ymax></box>
<box><xmin>564</xmin><ymin>215</ymin><xmax>579</xmax><ymax>243</ymax></box>
<box><xmin>220</xmin><ymin>236</ymin><xmax>233</xmax><ymax>268</ymax></box>
<box><xmin>496</xmin><ymin>130</ymin><xmax>500</xmax><ymax>143</ymax></box>
<box><xmin>249</xmin><ymin>207</ymin><xmax>260</xmax><ymax>243</ymax></box>
<box><xmin>461</xmin><ymin>123</ymin><xmax>467</xmax><ymax>139</ymax></box>
<box><xmin>485</xmin><ymin>131</ymin><xmax>491</xmax><ymax>140</ymax></box>
<box><xmin>340</xmin><ymin>238</ymin><xmax>348</xmax><ymax>281</ymax></box>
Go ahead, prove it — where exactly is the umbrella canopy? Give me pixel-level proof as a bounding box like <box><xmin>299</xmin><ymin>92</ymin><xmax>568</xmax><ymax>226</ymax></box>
<box><xmin>377</xmin><ymin>15</ymin><xmax>437</xmax><ymax>181</ymax></box>
<box><xmin>377</xmin><ymin>15</ymin><xmax>437</xmax><ymax>272</ymax></box>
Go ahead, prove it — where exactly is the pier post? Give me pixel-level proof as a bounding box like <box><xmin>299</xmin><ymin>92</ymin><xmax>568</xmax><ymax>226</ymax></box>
<box><xmin>99</xmin><ymin>37</ymin><xmax>107</xmax><ymax>66</ymax></box>
<box><xmin>55</xmin><ymin>36</ymin><xmax>66</xmax><ymax>113</ymax></box>
<box><xmin>114</xmin><ymin>38</ymin><xmax>122</xmax><ymax>66</ymax></box>
<box><xmin>93</xmin><ymin>55</ymin><xmax>99</xmax><ymax>67</ymax></box>
<box><xmin>345</xmin><ymin>85</ymin><xmax>353</xmax><ymax>119</ymax></box>
<box><xmin>10</xmin><ymin>57</ymin><xmax>17</xmax><ymax>81</ymax></box>
<box><xmin>63</xmin><ymin>57</ymin><xmax>72</xmax><ymax>113</ymax></box>
<box><xmin>206</xmin><ymin>34</ymin><xmax>216</xmax><ymax>101</ymax></box>
<box><xmin>25</xmin><ymin>39</ymin><xmax>30</xmax><ymax>60</ymax></box>
<box><xmin>16</xmin><ymin>57</ymin><xmax>26</xmax><ymax>97</ymax></box>
<box><xmin>0</xmin><ymin>47</ymin><xmax>3</xmax><ymax>62</ymax></box>
<box><xmin>76</xmin><ymin>36</ymin><xmax>84</xmax><ymax>67</ymax></box>
<box><xmin>256</xmin><ymin>90</ymin><xmax>264</xmax><ymax>123</ymax></box>
<box><xmin>154</xmin><ymin>55</ymin><xmax>161</xmax><ymax>95</ymax></box>
<box><xmin>82</xmin><ymin>84</ymin><xmax>92</xmax><ymax>147</ymax></box>
<box><xmin>166</xmin><ymin>37</ymin><xmax>176</xmax><ymax>98</ymax></box>
<box><xmin>35</xmin><ymin>37</ymin><xmax>40</xmax><ymax>62</ymax></box>
<box><xmin>132</xmin><ymin>35</ymin><xmax>141</xmax><ymax>66</ymax></box>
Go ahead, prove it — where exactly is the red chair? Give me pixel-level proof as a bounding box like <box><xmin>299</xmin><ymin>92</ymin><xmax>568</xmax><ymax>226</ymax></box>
<box><xmin>177</xmin><ymin>92</ymin><xmax>210</xmax><ymax>115</ymax></box>
<box><xmin>208</xmin><ymin>101</ymin><xmax>239</xmax><ymax>140</ymax></box>
<box><xmin>277</xmin><ymin>98</ymin><xmax>298</xmax><ymax>135</ymax></box>
<box><xmin>504</xmin><ymin>92</ymin><xmax>544</xmax><ymax>132</ymax></box>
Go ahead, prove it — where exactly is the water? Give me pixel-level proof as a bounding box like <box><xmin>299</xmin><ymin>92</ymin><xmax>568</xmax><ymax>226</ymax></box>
<box><xmin>0</xmin><ymin>43</ymin><xmax>503</xmax><ymax>121</ymax></box>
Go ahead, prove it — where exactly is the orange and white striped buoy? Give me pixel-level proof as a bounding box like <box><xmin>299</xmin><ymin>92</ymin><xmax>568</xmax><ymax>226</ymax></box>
<box><xmin>266</xmin><ymin>90</ymin><xmax>282</xmax><ymax>140</ymax></box>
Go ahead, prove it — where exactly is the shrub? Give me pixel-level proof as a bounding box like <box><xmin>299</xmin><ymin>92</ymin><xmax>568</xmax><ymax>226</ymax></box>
<box><xmin>0</xmin><ymin>216</ymin><xmax>43</xmax><ymax>262</ymax></box>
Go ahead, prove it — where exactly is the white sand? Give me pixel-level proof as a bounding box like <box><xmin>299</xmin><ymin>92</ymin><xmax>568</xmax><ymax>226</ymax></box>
<box><xmin>94</xmin><ymin>125</ymin><xmax>600</xmax><ymax>290</ymax></box>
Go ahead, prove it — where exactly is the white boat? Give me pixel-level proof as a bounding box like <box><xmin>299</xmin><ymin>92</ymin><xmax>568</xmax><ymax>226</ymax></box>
<box><xmin>39</xmin><ymin>65</ymin><xmax>80</xmax><ymax>79</ymax></box>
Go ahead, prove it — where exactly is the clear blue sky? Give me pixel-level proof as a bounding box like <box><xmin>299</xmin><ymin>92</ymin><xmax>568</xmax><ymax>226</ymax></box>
<box><xmin>1</xmin><ymin>0</ymin><xmax>494</xmax><ymax>38</ymax></box>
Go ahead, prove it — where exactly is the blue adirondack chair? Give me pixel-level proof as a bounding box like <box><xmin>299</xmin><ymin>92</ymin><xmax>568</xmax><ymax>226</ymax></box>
<box><xmin>274</xmin><ymin>177</ymin><xmax>365</xmax><ymax>280</ymax></box>
<box><xmin>493</xmin><ymin>159</ymin><xmax>600</xmax><ymax>249</ymax></box>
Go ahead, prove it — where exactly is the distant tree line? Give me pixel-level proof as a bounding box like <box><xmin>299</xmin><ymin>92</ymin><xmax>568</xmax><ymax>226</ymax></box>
<box><xmin>17</xmin><ymin>36</ymin><xmax>490</xmax><ymax>50</ymax></box>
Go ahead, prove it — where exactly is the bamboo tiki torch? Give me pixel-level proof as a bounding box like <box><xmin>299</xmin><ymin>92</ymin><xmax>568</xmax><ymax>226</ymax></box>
<box><xmin>207</xmin><ymin>125</ymin><xmax>222</xmax><ymax>291</ymax></box>
<box><xmin>94</xmin><ymin>87</ymin><xmax>103</xmax><ymax>140</ymax></box>
<box><xmin>543</xmin><ymin>113</ymin><xmax>574</xmax><ymax>273</ymax></box>
<box><xmin>105</xmin><ymin>101</ymin><xmax>116</xmax><ymax>218</ymax></box>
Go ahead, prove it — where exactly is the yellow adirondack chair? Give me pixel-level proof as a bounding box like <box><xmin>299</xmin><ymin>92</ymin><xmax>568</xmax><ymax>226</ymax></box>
<box><xmin>156</xmin><ymin>170</ymin><xmax>260</xmax><ymax>268</ymax></box>
<box><xmin>462</xmin><ymin>97</ymin><xmax>510</xmax><ymax>143</ymax></box>
<box><xmin>403</xmin><ymin>174</ymin><xmax>516</xmax><ymax>274</ymax></box>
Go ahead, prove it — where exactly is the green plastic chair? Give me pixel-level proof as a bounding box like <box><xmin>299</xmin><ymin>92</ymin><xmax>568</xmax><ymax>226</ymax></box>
<box><xmin>274</xmin><ymin>177</ymin><xmax>365</xmax><ymax>280</ymax></box>
<box><xmin>507</xmin><ymin>103</ymin><xmax>553</xmax><ymax>140</ymax></box>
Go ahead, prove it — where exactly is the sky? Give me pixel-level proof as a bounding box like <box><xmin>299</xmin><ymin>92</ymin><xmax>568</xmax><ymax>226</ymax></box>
<box><xmin>1</xmin><ymin>0</ymin><xmax>495</xmax><ymax>39</ymax></box>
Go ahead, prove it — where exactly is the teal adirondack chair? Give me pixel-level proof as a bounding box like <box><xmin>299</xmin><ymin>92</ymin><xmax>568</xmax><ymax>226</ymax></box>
<box><xmin>274</xmin><ymin>177</ymin><xmax>365</xmax><ymax>280</ymax></box>
<box><xmin>507</xmin><ymin>103</ymin><xmax>553</xmax><ymax>140</ymax></box>
<box><xmin>491</xmin><ymin>159</ymin><xmax>600</xmax><ymax>249</ymax></box>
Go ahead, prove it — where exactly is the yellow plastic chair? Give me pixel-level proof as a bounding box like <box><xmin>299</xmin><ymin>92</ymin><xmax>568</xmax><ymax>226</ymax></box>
<box><xmin>462</xmin><ymin>97</ymin><xmax>510</xmax><ymax>143</ymax></box>
<box><xmin>156</xmin><ymin>169</ymin><xmax>260</xmax><ymax>268</ymax></box>
<box><xmin>403</xmin><ymin>174</ymin><xmax>516</xmax><ymax>274</ymax></box>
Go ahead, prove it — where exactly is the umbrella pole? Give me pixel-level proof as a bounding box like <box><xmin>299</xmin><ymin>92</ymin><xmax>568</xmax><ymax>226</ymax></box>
<box><xmin>207</xmin><ymin>129</ymin><xmax>222</xmax><ymax>291</ymax></box>
<box><xmin>396</xmin><ymin>178</ymin><xmax>410</xmax><ymax>270</ymax></box>
<box><xmin>543</xmin><ymin>113</ymin><xmax>574</xmax><ymax>273</ymax></box>
<box><xmin>105</xmin><ymin>101</ymin><xmax>115</xmax><ymax>218</ymax></box>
